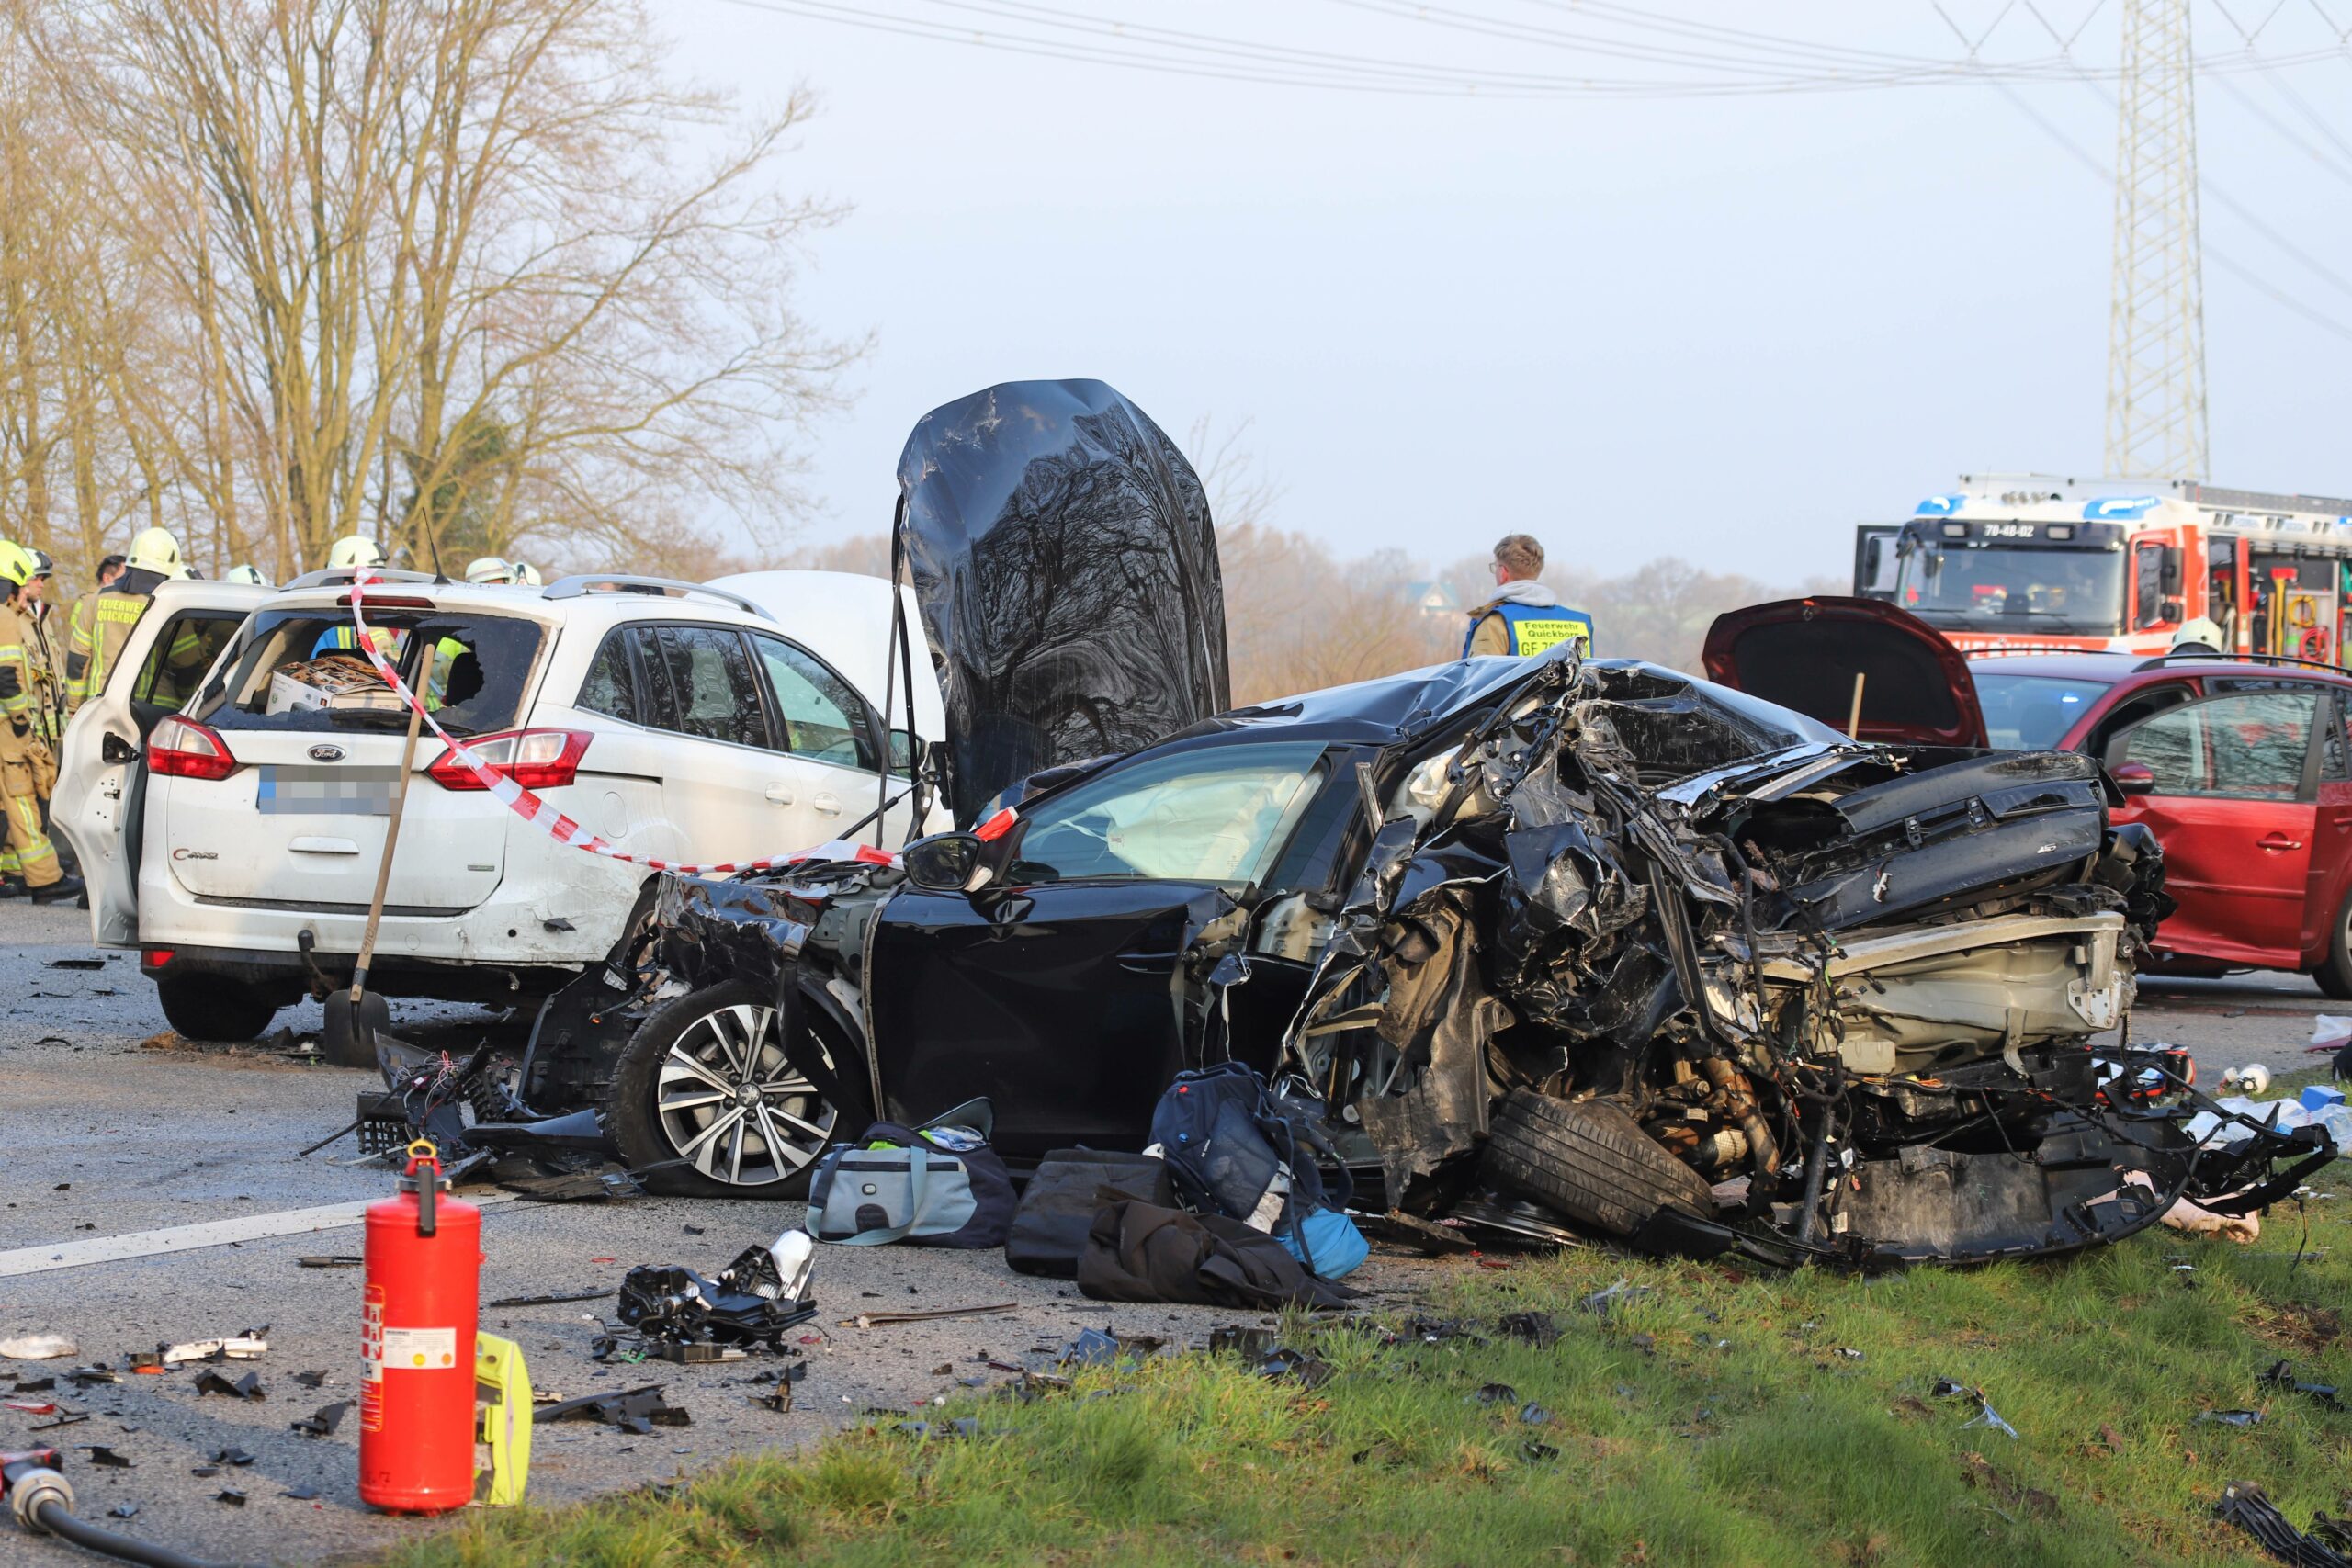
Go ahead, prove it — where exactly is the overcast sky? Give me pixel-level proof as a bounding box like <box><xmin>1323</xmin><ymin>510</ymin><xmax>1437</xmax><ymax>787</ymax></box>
<box><xmin>665</xmin><ymin>1</ymin><xmax>2352</xmax><ymax>583</ymax></box>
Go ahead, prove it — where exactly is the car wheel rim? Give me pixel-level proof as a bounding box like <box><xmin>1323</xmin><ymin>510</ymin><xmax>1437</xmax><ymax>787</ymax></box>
<box><xmin>653</xmin><ymin>1002</ymin><xmax>836</xmax><ymax>1187</ymax></box>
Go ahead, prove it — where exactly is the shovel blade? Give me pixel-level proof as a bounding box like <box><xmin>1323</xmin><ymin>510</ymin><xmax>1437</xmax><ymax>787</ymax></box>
<box><xmin>322</xmin><ymin>988</ymin><xmax>390</xmax><ymax>1070</ymax></box>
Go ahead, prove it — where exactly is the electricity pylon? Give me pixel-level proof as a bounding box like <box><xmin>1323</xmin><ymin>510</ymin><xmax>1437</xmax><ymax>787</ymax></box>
<box><xmin>2105</xmin><ymin>0</ymin><xmax>2208</xmax><ymax>480</ymax></box>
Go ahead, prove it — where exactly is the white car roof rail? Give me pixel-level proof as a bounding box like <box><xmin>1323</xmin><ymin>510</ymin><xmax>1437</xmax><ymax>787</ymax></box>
<box><xmin>282</xmin><ymin>567</ymin><xmax>446</xmax><ymax>591</ymax></box>
<box><xmin>537</xmin><ymin>574</ymin><xmax>775</xmax><ymax>621</ymax></box>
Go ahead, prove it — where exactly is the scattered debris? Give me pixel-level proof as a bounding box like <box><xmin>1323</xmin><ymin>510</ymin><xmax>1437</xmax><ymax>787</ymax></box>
<box><xmin>1932</xmin><ymin>1379</ymin><xmax>2019</xmax><ymax>1439</ymax></box>
<box><xmin>2259</xmin><ymin>1360</ymin><xmax>2346</xmax><ymax>1412</ymax></box>
<box><xmin>283</xmin><ymin>1486</ymin><xmax>322</xmax><ymax>1502</ymax></box>
<box><xmin>1578</xmin><ymin>1280</ymin><xmax>1650</xmax><ymax>1319</ymax></box>
<box><xmin>292</xmin><ymin>1371</ymin><xmax>331</xmax><ymax>1390</ymax></box>
<box><xmin>290</xmin><ymin>1401</ymin><xmax>352</xmax><ymax>1438</ymax></box>
<box><xmin>0</xmin><ymin>1335</ymin><xmax>77</xmax><ymax>1360</ymax></box>
<box><xmin>1258</xmin><ymin>1348</ymin><xmax>1334</xmax><ymax>1390</ymax></box>
<box><xmin>193</xmin><ymin>1370</ymin><xmax>265</xmax><ymax>1401</ymax></box>
<box><xmin>214</xmin><ymin>1488</ymin><xmax>245</xmax><ymax>1507</ymax></box>
<box><xmin>2214</xmin><ymin>1480</ymin><xmax>2352</xmax><ymax>1568</ymax></box>
<box><xmin>211</xmin><ymin>1448</ymin><xmax>255</xmax><ymax>1467</ymax></box>
<box><xmin>297</xmin><ymin>1256</ymin><xmax>362</xmax><ymax>1269</ymax></box>
<box><xmin>1497</xmin><ymin>1311</ymin><xmax>1559</xmax><ymax>1348</ymax></box>
<box><xmin>1521</xmin><ymin>1440</ymin><xmax>1561</xmax><ymax>1461</ymax></box>
<box><xmin>536</xmin><ymin>1384</ymin><xmax>688</xmax><ymax>1436</ymax></box>
<box><xmin>842</xmin><ymin>1303</ymin><xmax>1016</xmax><ymax>1328</ymax></box>
<box><xmin>107</xmin><ymin>1506</ymin><xmax>138</xmax><ymax>1519</ymax></box>
<box><xmin>1057</xmin><ymin>1329</ymin><xmax>1119</xmax><ymax>1368</ymax></box>
<box><xmin>615</xmin><ymin>1233</ymin><xmax>818</xmax><ymax>1354</ymax></box>
<box><xmin>2198</xmin><ymin>1410</ymin><xmax>2266</xmax><ymax>1428</ymax></box>
<box><xmin>132</xmin><ymin>1331</ymin><xmax>269</xmax><ymax>1371</ymax></box>
<box><xmin>489</xmin><ymin>1289</ymin><xmax>612</xmax><ymax>1308</ymax></box>
<box><xmin>44</xmin><ymin>957</ymin><xmax>105</xmax><ymax>970</ymax></box>
<box><xmin>83</xmin><ymin>1447</ymin><xmax>130</xmax><ymax>1469</ymax></box>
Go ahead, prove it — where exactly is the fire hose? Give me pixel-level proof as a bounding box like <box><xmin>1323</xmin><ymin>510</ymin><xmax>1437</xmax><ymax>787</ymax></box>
<box><xmin>4</xmin><ymin>1450</ymin><xmax>233</xmax><ymax>1568</ymax></box>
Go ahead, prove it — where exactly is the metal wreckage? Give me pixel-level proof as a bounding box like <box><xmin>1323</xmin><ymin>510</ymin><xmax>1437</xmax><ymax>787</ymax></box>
<box><xmin>375</xmin><ymin>379</ymin><xmax>2335</xmax><ymax>1267</ymax></box>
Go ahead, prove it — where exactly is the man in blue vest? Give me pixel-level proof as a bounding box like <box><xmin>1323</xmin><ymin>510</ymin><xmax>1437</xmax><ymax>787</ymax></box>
<box><xmin>1462</xmin><ymin>534</ymin><xmax>1594</xmax><ymax>659</ymax></box>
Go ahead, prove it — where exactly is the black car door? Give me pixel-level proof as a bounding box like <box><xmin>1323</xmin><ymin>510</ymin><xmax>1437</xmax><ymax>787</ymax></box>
<box><xmin>865</xmin><ymin>738</ymin><xmax>1334</xmax><ymax>1156</ymax></box>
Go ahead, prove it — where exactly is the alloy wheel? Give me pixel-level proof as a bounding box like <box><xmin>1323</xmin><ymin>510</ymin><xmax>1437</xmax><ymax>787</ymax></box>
<box><xmin>651</xmin><ymin>1002</ymin><xmax>837</xmax><ymax>1188</ymax></box>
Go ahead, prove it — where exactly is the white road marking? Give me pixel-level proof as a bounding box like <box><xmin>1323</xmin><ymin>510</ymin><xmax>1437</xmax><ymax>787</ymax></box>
<box><xmin>0</xmin><ymin>1192</ymin><xmax>516</xmax><ymax>1278</ymax></box>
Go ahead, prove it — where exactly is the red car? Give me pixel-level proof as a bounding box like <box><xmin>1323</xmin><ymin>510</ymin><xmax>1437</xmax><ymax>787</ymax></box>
<box><xmin>1704</xmin><ymin>598</ymin><xmax>2352</xmax><ymax>998</ymax></box>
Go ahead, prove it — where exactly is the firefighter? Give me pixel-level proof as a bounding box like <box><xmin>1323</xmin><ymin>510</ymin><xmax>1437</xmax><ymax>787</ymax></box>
<box><xmin>0</xmin><ymin>542</ymin><xmax>81</xmax><ymax>903</ymax></box>
<box><xmin>66</xmin><ymin>526</ymin><xmax>189</xmax><ymax>713</ymax></box>
<box><xmin>327</xmin><ymin>535</ymin><xmax>385</xmax><ymax>570</ymax></box>
<box><xmin>1462</xmin><ymin>534</ymin><xmax>1595</xmax><ymax>659</ymax></box>
<box><xmin>224</xmin><ymin>563</ymin><xmax>271</xmax><ymax>587</ymax></box>
<box><xmin>464</xmin><ymin>556</ymin><xmax>517</xmax><ymax>585</ymax></box>
<box><xmin>18</xmin><ymin>549</ymin><xmax>66</xmax><ymax>746</ymax></box>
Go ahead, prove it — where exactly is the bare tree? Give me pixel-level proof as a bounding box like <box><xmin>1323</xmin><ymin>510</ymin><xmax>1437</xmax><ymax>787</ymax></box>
<box><xmin>17</xmin><ymin>0</ymin><xmax>855</xmax><ymax>577</ymax></box>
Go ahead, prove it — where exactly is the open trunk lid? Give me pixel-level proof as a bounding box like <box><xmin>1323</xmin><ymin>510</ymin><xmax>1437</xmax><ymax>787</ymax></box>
<box><xmin>896</xmin><ymin>378</ymin><xmax>1230</xmax><ymax>824</ymax></box>
<box><xmin>1701</xmin><ymin>595</ymin><xmax>1988</xmax><ymax>748</ymax></box>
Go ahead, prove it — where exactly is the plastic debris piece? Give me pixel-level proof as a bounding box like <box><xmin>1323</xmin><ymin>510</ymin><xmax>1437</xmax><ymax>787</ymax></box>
<box><xmin>194</xmin><ymin>1370</ymin><xmax>265</xmax><ymax>1401</ymax></box>
<box><xmin>2198</xmin><ymin>1409</ymin><xmax>2266</xmax><ymax>1427</ymax></box>
<box><xmin>292</xmin><ymin>1371</ymin><xmax>330</xmax><ymax>1390</ymax></box>
<box><xmin>7</xmin><ymin>1377</ymin><xmax>54</xmax><ymax>1393</ymax></box>
<box><xmin>1498</xmin><ymin>1311</ymin><xmax>1559</xmax><ymax>1348</ymax></box>
<box><xmin>0</xmin><ymin>1335</ymin><xmax>77</xmax><ymax>1360</ymax></box>
<box><xmin>1258</xmin><ymin>1348</ymin><xmax>1333</xmax><ymax>1391</ymax></box>
<box><xmin>190</xmin><ymin>1466</ymin><xmax>220</xmax><ymax>1478</ymax></box>
<box><xmin>1520</xmin><ymin>1403</ymin><xmax>1552</xmax><ymax>1425</ymax></box>
<box><xmin>1521</xmin><ymin>1440</ymin><xmax>1561</xmax><ymax>1461</ymax></box>
<box><xmin>1473</xmin><ymin>1382</ymin><xmax>1520</xmax><ymax>1407</ymax></box>
<box><xmin>108</xmin><ymin>1505</ymin><xmax>138</xmax><ymax>1519</ymax></box>
<box><xmin>1577</xmin><ymin>1280</ymin><xmax>1650</xmax><ymax>1318</ymax></box>
<box><xmin>4</xmin><ymin>1400</ymin><xmax>58</xmax><ymax>1416</ymax></box>
<box><xmin>290</xmin><ymin>1400</ymin><xmax>352</xmax><ymax>1438</ymax></box>
<box><xmin>1209</xmin><ymin>1325</ymin><xmax>1279</xmax><ymax>1358</ymax></box>
<box><xmin>489</xmin><ymin>1289</ymin><xmax>611</xmax><ymax>1308</ymax></box>
<box><xmin>83</xmin><ymin>1446</ymin><xmax>130</xmax><ymax>1468</ymax></box>
<box><xmin>283</xmin><ymin>1486</ymin><xmax>321</xmax><ymax>1501</ymax></box>
<box><xmin>1963</xmin><ymin>1400</ymin><xmax>2020</xmax><ymax>1440</ymax></box>
<box><xmin>2213</xmin><ymin>1480</ymin><xmax>2352</xmax><ymax>1568</ymax></box>
<box><xmin>215</xmin><ymin>1488</ymin><xmax>245</xmax><ymax>1507</ymax></box>
<box><xmin>2259</xmin><ymin>1359</ymin><xmax>2346</xmax><ymax>1412</ymax></box>
<box><xmin>62</xmin><ymin>1367</ymin><xmax>117</xmax><ymax>1389</ymax></box>
<box><xmin>212</xmin><ymin>1448</ymin><xmax>255</xmax><ymax>1466</ymax></box>
<box><xmin>1835</xmin><ymin>1348</ymin><xmax>1865</xmax><ymax>1361</ymax></box>
<box><xmin>1058</xmin><ymin>1328</ymin><xmax>1118</xmax><ymax>1368</ymax></box>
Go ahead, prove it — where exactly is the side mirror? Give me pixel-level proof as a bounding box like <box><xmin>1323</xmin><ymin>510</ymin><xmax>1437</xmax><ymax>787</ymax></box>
<box><xmin>2160</xmin><ymin>546</ymin><xmax>2184</xmax><ymax>596</ymax></box>
<box><xmin>2161</xmin><ymin>599</ymin><xmax>2185</xmax><ymax>624</ymax></box>
<box><xmin>901</xmin><ymin>831</ymin><xmax>983</xmax><ymax>892</ymax></box>
<box><xmin>103</xmin><ymin>732</ymin><xmax>140</xmax><ymax>765</ymax></box>
<box><xmin>2110</xmin><ymin>761</ymin><xmax>2156</xmax><ymax>796</ymax></box>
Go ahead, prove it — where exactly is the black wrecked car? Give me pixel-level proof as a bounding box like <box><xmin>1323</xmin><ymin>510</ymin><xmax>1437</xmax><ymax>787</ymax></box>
<box><xmin>481</xmin><ymin>379</ymin><xmax>2329</xmax><ymax>1266</ymax></box>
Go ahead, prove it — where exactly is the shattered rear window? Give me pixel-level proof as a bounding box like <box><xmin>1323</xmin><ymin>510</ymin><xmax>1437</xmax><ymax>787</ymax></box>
<box><xmin>1010</xmin><ymin>741</ymin><xmax>1327</xmax><ymax>887</ymax></box>
<box><xmin>192</xmin><ymin>605</ymin><xmax>547</xmax><ymax>737</ymax></box>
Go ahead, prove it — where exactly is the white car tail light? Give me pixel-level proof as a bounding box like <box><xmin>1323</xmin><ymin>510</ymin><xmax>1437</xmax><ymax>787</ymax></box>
<box><xmin>147</xmin><ymin>716</ymin><xmax>238</xmax><ymax>782</ymax></box>
<box><xmin>426</xmin><ymin>728</ymin><xmax>593</xmax><ymax>792</ymax></box>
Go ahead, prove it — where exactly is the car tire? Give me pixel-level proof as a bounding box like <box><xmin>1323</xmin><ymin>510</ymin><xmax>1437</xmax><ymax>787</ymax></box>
<box><xmin>608</xmin><ymin>981</ymin><xmax>842</xmax><ymax>1199</ymax></box>
<box><xmin>154</xmin><ymin>974</ymin><xmax>282</xmax><ymax>1043</ymax></box>
<box><xmin>1481</xmin><ymin>1089</ymin><xmax>1717</xmax><ymax>1238</ymax></box>
<box><xmin>2316</xmin><ymin>893</ymin><xmax>2352</xmax><ymax>1000</ymax></box>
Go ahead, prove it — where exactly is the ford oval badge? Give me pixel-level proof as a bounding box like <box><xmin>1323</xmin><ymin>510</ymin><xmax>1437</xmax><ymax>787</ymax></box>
<box><xmin>309</xmin><ymin>744</ymin><xmax>346</xmax><ymax>762</ymax></box>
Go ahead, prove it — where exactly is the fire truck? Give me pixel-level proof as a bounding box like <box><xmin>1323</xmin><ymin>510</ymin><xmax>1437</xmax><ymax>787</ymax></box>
<box><xmin>1851</xmin><ymin>475</ymin><xmax>2352</xmax><ymax>661</ymax></box>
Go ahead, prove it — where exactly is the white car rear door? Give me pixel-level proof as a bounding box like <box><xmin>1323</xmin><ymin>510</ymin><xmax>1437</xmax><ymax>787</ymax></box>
<box><xmin>577</xmin><ymin>622</ymin><xmax>830</xmax><ymax>865</ymax></box>
<box><xmin>54</xmin><ymin>580</ymin><xmax>267</xmax><ymax>945</ymax></box>
<box><xmin>746</xmin><ymin>630</ymin><xmax>922</xmax><ymax>846</ymax></box>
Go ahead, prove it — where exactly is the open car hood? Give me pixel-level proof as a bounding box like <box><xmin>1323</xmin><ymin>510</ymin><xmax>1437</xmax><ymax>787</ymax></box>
<box><xmin>897</xmin><ymin>379</ymin><xmax>1230</xmax><ymax>824</ymax></box>
<box><xmin>1701</xmin><ymin>595</ymin><xmax>1988</xmax><ymax>749</ymax></box>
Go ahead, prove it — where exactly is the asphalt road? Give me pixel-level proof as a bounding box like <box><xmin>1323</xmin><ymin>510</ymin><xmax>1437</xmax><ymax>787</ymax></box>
<box><xmin>0</xmin><ymin>898</ymin><xmax>2341</xmax><ymax>1566</ymax></box>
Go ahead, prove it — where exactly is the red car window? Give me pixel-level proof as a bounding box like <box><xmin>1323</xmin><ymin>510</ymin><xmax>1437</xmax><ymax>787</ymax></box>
<box><xmin>2114</xmin><ymin>690</ymin><xmax>2318</xmax><ymax>800</ymax></box>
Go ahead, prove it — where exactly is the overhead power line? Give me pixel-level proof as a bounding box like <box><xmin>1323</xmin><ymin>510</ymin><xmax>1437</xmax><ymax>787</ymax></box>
<box><xmin>708</xmin><ymin>0</ymin><xmax>2352</xmax><ymax>99</ymax></box>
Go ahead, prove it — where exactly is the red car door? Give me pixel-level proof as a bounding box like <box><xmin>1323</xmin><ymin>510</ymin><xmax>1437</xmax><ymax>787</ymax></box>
<box><xmin>2109</xmin><ymin>686</ymin><xmax>2324</xmax><ymax>966</ymax></box>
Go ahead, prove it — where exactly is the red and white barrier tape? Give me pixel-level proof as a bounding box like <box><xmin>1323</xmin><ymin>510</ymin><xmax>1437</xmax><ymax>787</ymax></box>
<box><xmin>345</xmin><ymin>570</ymin><xmax>899</xmax><ymax>876</ymax></box>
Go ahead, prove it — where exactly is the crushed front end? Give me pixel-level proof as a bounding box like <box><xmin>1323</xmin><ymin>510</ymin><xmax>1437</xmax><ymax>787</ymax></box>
<box><xmin>1288</xmin><ymin>657</ymin><xmax>2335</xmax><ymax>1267</ymax></box>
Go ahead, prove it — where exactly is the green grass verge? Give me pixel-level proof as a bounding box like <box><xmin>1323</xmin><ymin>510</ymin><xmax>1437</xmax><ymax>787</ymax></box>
<box><xmin>396</xmin><ymin>1096</ymin><xmax>2349</xmax><ymax>1567</ymax></box>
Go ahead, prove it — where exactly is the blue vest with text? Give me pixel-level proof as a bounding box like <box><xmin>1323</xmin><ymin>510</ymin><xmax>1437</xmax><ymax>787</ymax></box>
<box><xmin>1465</xmin><ymin>602</ymin><xmax>1596</xmax><ymax>659</ymax></box>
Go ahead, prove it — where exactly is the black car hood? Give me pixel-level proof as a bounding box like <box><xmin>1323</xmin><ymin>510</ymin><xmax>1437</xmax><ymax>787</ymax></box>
<box><xmin>897</xmin><ymin>379</ymin><xmax>1230</xmax><ymax>825</ymax></box>
<box><xmin>1702</xmin><ymin>596</ymin><xmax>1989</xmax><ymax>749</ymax></box>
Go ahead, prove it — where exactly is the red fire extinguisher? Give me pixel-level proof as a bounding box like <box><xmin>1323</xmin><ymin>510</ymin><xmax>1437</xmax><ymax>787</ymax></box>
<box><xmin>360</xmin><ymin>1141</ymin><xmax>481</xmax><ymax>1514</ymax></box>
